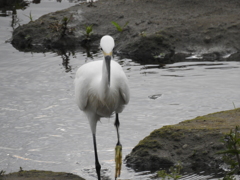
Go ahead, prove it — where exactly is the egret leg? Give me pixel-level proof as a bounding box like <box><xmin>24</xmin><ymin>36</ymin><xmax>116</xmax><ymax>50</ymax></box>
<box><xmin>114</xmin><ymin>113</ymin><xmax>122</xmax><ymax>179</ymax></box>
<box><xmin>93</xmin><ymin>133</ymin><xmax>101</xmax><ymax>180</ymax></box>
<box><xmin>87</xmin><ymin>0</ymin><xmax>96</xmax><ymax>7</ymax></box>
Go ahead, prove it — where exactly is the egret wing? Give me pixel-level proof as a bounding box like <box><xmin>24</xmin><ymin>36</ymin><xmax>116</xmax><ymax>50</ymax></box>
<box><xmin>119</xmin><ymin>75</ymin><xmax>130</xmax><ymax>105</ymax></box>
<box><xmin>74</xmin><ymin>61</ymin><xmax>102</xmax><ymax>111</ymax></box>
<box><xmin>74</xmin><ymin>73</ymin><xmax>89</xmax><ymax>111</ymax></box>
<box><xmin>111</xmin><ymin>61</ymin><xmax>130</xmax><ymax>105</ymax></box>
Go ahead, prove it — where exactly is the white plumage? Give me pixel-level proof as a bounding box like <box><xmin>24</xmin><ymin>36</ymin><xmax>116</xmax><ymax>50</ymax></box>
<box><xmin>74</xmin><ymin>35</ymin><xmax>130</xmax><ymax>180</ymax></box>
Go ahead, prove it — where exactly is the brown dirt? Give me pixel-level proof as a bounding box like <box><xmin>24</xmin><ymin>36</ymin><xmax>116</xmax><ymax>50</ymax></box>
<box><xmin>125</xmin><ymin>108</ymin><xmax>240</xmax><ymax>173</ymax></box>
<box><xmin>11</xmin><ymin>0</ymin><xmax>240</xmax><ymax>63</ymax></box>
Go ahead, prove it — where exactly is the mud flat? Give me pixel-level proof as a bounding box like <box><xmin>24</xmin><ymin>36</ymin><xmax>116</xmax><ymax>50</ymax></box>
<box><xmin>11</xmin><ymin>0</ymin><xmax>240</xmax><ymax>63</ymax></box>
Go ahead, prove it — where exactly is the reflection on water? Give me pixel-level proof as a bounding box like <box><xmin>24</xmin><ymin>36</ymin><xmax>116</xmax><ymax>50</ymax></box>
<box><xmin>0</xmin><ymin>0</ymin><xmax>29</xmax><ymax>13</ymax></box>
<box><xmin>0</xmin><ymin>0</ymin><xmax>85</xmax><ymax>30</ymax></box>
<box><xmin>32</xmin><ymin>0</ymin><xmax>41</xmax><ymax>4</ymax></box>
<box><xmin>56</xmin><ymin>49</ymin><xmax>76</xmax><ymax>72</ymax></box>
<box><xmin>0</xmin><ymin>1</ymin><xmax>240</xmax><ymax>180</ymax></box>
<box><xmin>0</xmin><ymin>0</ymin><xmax>28</xmax><ymax>29</ymax></box>
<box><xmin>54</xmin><ymin>46</ymin><xmax>98</xmax><ymax>72</ymax></box>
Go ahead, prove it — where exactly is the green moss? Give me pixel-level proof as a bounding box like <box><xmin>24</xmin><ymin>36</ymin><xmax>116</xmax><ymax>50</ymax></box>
<box><xmin>137</xmin><ymin>148</ymin><xmax>150</xmax><ymax>157</ymax></box>
<box><xmin>137</xmin><ymin>139</ymin><xmax>162</xmax><ymax>149</ymax></box>
<box><xmin>154</xmin><ymin>108</ymin><xmax>240</xmax><ymax>132</ymax></box>
<box><xmin>170</xmin><ymin>131</ymin><xmax>185</xmax><ymax>141</ymax></box>
<box><xmin>151</xmin><ymin>125</ymin><xmax>173</xmax><ymax>137</ymax></box>
<box><xmin>177</xmin><ymin>108</ymin><xmax>240</xmax><ymax>132</ymax></box>
<box><xmin>149</xmin><ymin>125</ymin><xmax>185</xmax><ymax>141</ymax></box>
<box><xmin>135</xmin><ymin>108</ymin><xmax>240</xmax><ymax>149</ymax></box>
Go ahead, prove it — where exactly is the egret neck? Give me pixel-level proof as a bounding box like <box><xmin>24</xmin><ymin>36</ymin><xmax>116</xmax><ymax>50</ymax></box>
<box><xmin>101</xmin><ymin>55</ymin><xmax>111</xmax><ymax>90</ymax></box>
<box><xmin>104</xmin><ymin>55</ymin><xmax>111</xmax><ymax>86</ymax></box>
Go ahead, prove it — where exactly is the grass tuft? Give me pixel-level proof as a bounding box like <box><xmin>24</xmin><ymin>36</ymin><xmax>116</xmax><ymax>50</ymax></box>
<box><xmin>111</xmin><ymin>21</ymin><xmax>129</xmax><ymax>32</ymax></box>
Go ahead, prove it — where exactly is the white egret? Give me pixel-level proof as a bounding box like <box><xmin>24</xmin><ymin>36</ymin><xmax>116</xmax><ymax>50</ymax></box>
<box><xmin>74</xmin><ymin>35</ymin><xmax>130</xmax><ymax>180</ymax></box>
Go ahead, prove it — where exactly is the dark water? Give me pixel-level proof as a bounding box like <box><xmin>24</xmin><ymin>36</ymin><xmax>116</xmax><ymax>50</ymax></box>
<box><xmin>0</xmin><ymin>1</ymin><xmax>240</xmax><ymax>180</ymax></box>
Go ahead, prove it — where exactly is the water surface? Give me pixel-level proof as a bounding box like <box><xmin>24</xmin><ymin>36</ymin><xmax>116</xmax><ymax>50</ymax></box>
<box><xmin>0</xmin><ymin>1</ymin><xmax>240</xmax><ymax>180</ymax></box>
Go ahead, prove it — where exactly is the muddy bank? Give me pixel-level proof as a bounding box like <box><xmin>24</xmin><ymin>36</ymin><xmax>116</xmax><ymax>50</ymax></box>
<box><xmin>0</xmin><ymin>170</ymin><xmax>85</xmax><ymax>180</ymax></box>
<box><xmin>125</xmin><ymin>108</ymin><xmax>240</xmax><ymax>173</ymax></box>
<box><xmin>11</xmin><ymin>0</ymin><xmax>240</xmax><ymax>63</ymax></box>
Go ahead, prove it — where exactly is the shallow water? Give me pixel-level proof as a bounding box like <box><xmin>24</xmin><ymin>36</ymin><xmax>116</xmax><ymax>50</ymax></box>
<box><xmin>0</xmin><ymin>1</ymin><xmax>240</xmax><ymax>180</ymax></box>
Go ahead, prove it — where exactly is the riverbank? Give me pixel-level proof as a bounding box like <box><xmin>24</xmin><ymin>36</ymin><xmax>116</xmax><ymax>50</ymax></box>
<box><xmin>125</xmin><ymin>108</ymin><xmax>240</xmax><ymax>173</ymax></box>
<box><xmin>11</xmin><ymin>0</ymin><xmax>240</xmax><ymax>63</ymax></box>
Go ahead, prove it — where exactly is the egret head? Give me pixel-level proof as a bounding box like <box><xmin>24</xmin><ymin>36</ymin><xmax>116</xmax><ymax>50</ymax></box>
<box><xmin>100</xmin><ymin>35</ymin><xmax>115</xmax><ymax>55</ymax></box>
<box><xmin>100</xmin><ymin>35</ymin><xmax>115</xmax><ymax>86</ymax></box>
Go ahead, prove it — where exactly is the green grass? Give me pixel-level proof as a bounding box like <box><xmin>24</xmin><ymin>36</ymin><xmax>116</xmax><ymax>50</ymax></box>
<box><xmin>111</xmin><ymin>21</ymin><xmax>129</xmax><ymax>32</ymax></box>
<box><xmin>24</xmin><ymin>11</ymin><xmax>33</xmax><ymax>22</ymax></box>
<box><xmin>218</xmin><ymin>126</ymin><xmax>240</xmax><ymax>179</ymax></box>
<box><xmin>84</xmin><ymin>25</ymin><xmax>93</xmax><ymax>38</ymax></box>
<box><xmin>157</xmin><ymin>162</ymin><xmax>182</xmax><ymax>180</ymax></box>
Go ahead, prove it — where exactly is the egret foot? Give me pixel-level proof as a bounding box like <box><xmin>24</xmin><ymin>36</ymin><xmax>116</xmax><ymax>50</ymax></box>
<box><xmin>87</xmin><ymin>3</ymin><xmax>96</xmax><ymax>7</ymax></box>
<box><xmin>115</xmin><ymin>144</ymin><xmax>122</xmax><ymax>179</ymax></box>
<box><xmin>87</xmin><ymin>1</ymin><xmax>96</xmax><ymax>7</ymax></box>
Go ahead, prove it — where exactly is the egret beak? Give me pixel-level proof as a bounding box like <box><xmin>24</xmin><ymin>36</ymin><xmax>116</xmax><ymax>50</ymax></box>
<box><xmin>104</xmin><ymin>55</ymin><xmax>111</xmax><ymax>86</ymax></box>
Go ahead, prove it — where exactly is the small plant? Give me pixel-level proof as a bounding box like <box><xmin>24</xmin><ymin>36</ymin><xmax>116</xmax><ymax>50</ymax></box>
<box><xmin>48</xmin><ymin>14</ymin><xmax>75</xmax><ymax>37</ymax></box>
<box><xmin>61</xmin><ymin>15</ymin><xmax>73</xmax><ymax>37</ymax></box>
<box><xmin>83</xmin><ymin>25</ymin><xmax>93</xmax><ymax>39</ymax></box>
<box><xmin>0</xmin><ymin>170</ymin><xmax>5</xmax><ymax>176</ymax></box>
<box><xmin>24</xmin><ymin>35</ymin><xmax>31</xmax><ymax>40</ymax></box>
<box><xmin>139</xmin><ymin>31</ymin><xmax>146</xmax><ymax>37</ymax></box>
<box><xmin>24</xmin><ymin>11</ymin><xmax>33</xmax><ymax>22</ymax></box>
<box><xmin>111</xmin><ymin>21</ymin><xmax>129</xmax><ymax>32</ymax></box>
<box><xmin>157</xmin><ymin>162</ymin><xmax>182</xmax><ymax>180</ymax></box>
<box><xmin>19</xmin><ymin>167</ymin><xmax>23</xmax><ymax>172</ymax></box>
<box><xmin>232</xmin><ymin>102</ymin><xmax>236</xmax><ymax>109</ymax></box>
<box><xmin>218</xmin><ymin>126</ymin><xmax>240</xmax><ymax>179</ymax></box>
<box><xmin>221</xmin><ymin>174</ymin><xmax>237</xmax><ymax>180</ymax></box>
<box><xmin>157</xmin><ymin>169</ymin><xmax>168</xmax><ymax>179</ymax></box>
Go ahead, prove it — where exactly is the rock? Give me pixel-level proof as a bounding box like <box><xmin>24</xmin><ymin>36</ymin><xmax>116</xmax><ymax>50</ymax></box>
<box><xmin>1</xmin><ymin>170</ymin><xmax>85</xmax><ymax>180</ymax></box>
<box><xmin>125</xmin><ymin>108</ymin><xmax>240</xmax><ymax>173</ymax></box>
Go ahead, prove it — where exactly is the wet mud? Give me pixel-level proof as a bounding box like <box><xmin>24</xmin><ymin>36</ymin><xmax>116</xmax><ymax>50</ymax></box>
<box><xmin>11</xmin><ymin>0</ymin><xmax>240</xmax><ymax>63</ymax></box>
